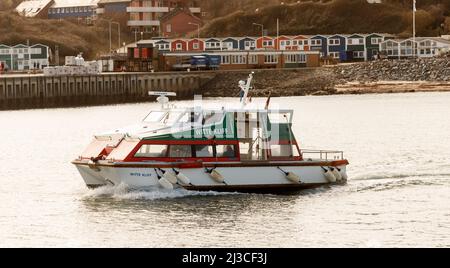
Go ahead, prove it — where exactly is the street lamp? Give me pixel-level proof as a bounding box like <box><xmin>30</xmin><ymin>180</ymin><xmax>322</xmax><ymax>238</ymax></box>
<box><xmin>111</xmin><ymin>21</ymin><xmax>121</xmax><ymax>53</ymax></box>
<box><xmin>188</xmin><ymin>22</ymin><xmax>200</xmax><ymax>39</ymax></box>
<box><xmin>97</xmin><ymin>18</ymin><xmax>120</xmax><ymax>53</ymax></box>
<box><xmin>412</xmin><ymin>0</ymin><xmax>417</xmax><ymax>58</ymax></box>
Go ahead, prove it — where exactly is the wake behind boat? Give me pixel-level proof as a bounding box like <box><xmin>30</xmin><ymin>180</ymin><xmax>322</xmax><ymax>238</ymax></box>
<box><xmin>72</xmin><ymin>73</ymin><xmax>349</xmax><ymax>193</ymax></box>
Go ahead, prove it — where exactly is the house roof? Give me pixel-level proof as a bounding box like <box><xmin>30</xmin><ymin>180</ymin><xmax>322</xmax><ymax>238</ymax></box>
<box><xmin>15</xmin><ymin>0</ymin><xmax>53</xmax><ymax>17</ymax></box>
<box><xmin>160</xmin><ymin>6</ymin><xmax>201</xmax><ymax>23</ymax></box>
<box><xmin>52</xmin><ymin>0</ymin><xmax>99</xmax><ymax>8</ymax></box>
<box><xmin>98</xmin><ymin>0</ymin><xmax>130</xmax><ymax>4</ymax></box>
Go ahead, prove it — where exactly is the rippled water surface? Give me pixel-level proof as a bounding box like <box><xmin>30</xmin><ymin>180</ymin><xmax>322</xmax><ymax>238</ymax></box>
<box><xmin>0</xmin><ymin>92</ymin><xmax>449</xmax><ymax>247</ymax></box>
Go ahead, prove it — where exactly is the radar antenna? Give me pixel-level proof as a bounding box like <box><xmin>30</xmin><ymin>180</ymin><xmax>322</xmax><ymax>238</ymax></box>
<box><xmin>148</xmin><ymin>91</ymin><xmax>177</xmax><ymax>109</ymax></box>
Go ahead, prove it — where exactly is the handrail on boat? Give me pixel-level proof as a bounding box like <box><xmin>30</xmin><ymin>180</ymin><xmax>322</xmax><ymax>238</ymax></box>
<box><xmin>300</xmin><ymin>149</ymin><xmax>344</xmax><ymax>161</ymax></box>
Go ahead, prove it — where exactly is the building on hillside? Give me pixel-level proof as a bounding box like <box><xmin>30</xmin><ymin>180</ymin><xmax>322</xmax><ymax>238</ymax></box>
<box><xmin>15</xmin><ymin>0</ymin><xmax>54</xmax><ymax>18</ymax></box>
<box><xmin>97</xmin><ymin>0</ymin><xmax>130</xmax><ymax>14</ymax></box>
<box><xmin>127</xmin><ymin>0</ymin><xmax>201</xmax><ymax>34</ymax></box>
<box><xmin>221</xmin><ymin>38</ymin><xmax>239</xmax><ymax>51</ymax></box>
<box><xmin>327</xmin><ymin>34</ymin><xmax>346</xmax><ymax>60</ymax></box>
<box><xmin>47</xmin><ymin>0</ymin><xmax>99</xmax><ymax>19</ymax></box>
<box><xmin>346</xmin><ymin>34</ymin><xmax>366</xmax><ymax>61</ymax></box>
<box><xmin>160</xmin><ymin>50</ymin><xmax>321</xmax><ymax>71</ymax></box>
<box><xmin>204</xmin><ymin>38</ymin><xmax>222</xmax><ymax>51</ymax></box>
<box><xmin>159</xmin><ymin>6</ymin><xmax>202</xmax><ymax>38</ymax></box>
<box><xmin>0</xmin><ymin>44</ymin><xmax>50</xmax><ymax>71</ymax></box>
<box><xmin>309</xmin><ymin>35</ymin><xmax>328</xmax><ymax>57</ymax></box>
<box><xmin>239</xmin><ymin>37</ymin><xmax>256</xmax><ymax>51</ymax></box>
<box><xmin>365</xmin><ymin>33</ymin><xmax>386</xmax><ymax>60</ymax></box>
<box><xmin>379</xmin><ymin>37</ymin><xmax>450</xmax><ymax>59</ymax></box>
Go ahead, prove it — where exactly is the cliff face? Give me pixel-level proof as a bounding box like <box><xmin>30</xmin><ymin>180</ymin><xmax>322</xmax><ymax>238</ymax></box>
<box><xmin>200</xmin><ymin>0</ymin><xmax>450</xmax><ymax>37</ymax></box>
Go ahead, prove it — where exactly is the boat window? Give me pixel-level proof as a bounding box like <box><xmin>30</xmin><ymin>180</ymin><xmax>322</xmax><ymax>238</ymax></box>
<box><xmin>134</xmin><ymin>144</ymin><xmax>168</xmax><ymax>158</ymax></box>
<box><xmin>195</xmin><ymin>145</ymin><xmax>214</xmax><ymax>157</ymax></box>
<box><xmin>106</xmin><ymin>140</ymin><xmax>140</xmax><ymax>160</ymax></box>
<box><xmin>162</xmin><ymin>111</ymin><xmax>185</xmax><ymax>124</ymax></box>
<box><xmin>143</xmin><ymin>111</ymin><xmax>166</xmax><ymax>123</ymax></box>
<box><xmin>239</xmin><ymin>140</ymin><xmax>265</xmax><ymax>161</ymax></box>
<box><xmin>270</xmin><ymin>144</ymin><xmax>299</xmax><ymax>158</ymax></box>
<box><xmin>216</xmin><ymin>145</ymin><xmax>237</xmax><ymax>158</ymax></box>
<box><xmin>178</xmin><ymin>112</ymin><xmax>189</xmax><ymax>123</ymax></box>
<box><xmin>169</xmin><ymin>145</ymin><xmax>192</xmax><ymax>158</ymax></box>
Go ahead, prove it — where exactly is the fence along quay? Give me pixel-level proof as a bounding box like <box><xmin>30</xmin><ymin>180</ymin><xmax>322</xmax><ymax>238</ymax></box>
<box><xmin>0</xmin><ymin>72</ymin><xmax>214</xmax><ymax>110</ymax></box>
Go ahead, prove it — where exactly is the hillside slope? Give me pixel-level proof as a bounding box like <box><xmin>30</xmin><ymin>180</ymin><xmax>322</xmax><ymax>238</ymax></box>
<box><xmin>200</xmin><ymin>0</ymin><xmax>450</xmax><ymax>37</ymax></box>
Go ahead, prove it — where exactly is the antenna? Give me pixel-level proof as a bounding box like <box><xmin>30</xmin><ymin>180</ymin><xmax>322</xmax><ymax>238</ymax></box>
<box><xmin>240</xmin><ymin>72</ymin><xmax>254</xmax><ymax>107</ymax></box>
<box><xmin>149</xmin><ymin>91</ymin><xmax>177</xmax><ymax>109</ymax></box>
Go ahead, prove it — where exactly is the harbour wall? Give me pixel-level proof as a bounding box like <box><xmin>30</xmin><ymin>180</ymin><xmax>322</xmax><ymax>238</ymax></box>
<box><xmin>0</xmin><ymin>72</ymin><xmax>216</xmax><ymax>110</ymax></box>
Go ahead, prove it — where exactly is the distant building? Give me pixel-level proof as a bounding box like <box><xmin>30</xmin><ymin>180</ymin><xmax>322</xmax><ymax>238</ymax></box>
<box><xmin>127</xmin><ymin>0</ymin><xmax>202</xmax><ymax>34</ymax></box>
<box><xmin>47</xmin><ymin>0</ymin><xmax>99</xmax><ymax>19</ymax></box>
<box><xmin>97</xmin><ymin>0</ymin><xmax>130</xmax><ymax>16</ymax></box>
<box><xmin>0</xmin><ymin>44</ymin><xmax>50</xmax><ymax>71</ymax></box>
<box><xmin>379</xmin><ymin>37</ymin><xmax>450</xmax><ymax>58</ymax></box>
<box><xmin>15</xmin><ymin>0</ymin><xmax>54</xmax><ymax>18</ymax></box>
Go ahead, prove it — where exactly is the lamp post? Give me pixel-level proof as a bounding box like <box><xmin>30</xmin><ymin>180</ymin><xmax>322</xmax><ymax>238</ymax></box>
<box><xmin>413</xmin><ymin>0</ymin><xmax>417</xmax><ymax>58</ymax></box>
<box><xmin>188</xmin><ymin>22</ymin><xmax>200</xmax><ymax>39</ymax></box>
<box><xmin>97</xmin><ymin>18</ymin><xmax>120</xmax><ymax>53</ymax></box>
<box><xmin>111</xmin><ymin>21</ymin><xmax>121</xmax><ymax>53</ymax></box>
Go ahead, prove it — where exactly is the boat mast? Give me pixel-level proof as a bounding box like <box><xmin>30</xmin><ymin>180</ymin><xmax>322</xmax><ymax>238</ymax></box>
<box><xmin>240</xmin><ymin>72</ymin><xmax>254</xmax><ymax>107</ymax></box>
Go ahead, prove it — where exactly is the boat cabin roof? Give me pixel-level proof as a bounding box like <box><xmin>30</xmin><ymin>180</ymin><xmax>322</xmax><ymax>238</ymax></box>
<box><xmin>94</xmin><ymin>108</ymin><xmax>294</xmax><ymax>141</ymax></box>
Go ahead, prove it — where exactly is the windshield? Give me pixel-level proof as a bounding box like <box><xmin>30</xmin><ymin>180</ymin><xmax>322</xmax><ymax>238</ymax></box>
<box><xmin>162</xmin><ymin>111</ymin><xmax>189</xmax><ymax>125</ymax></box>
<box><xmin>143</xmin><ymin>111</ymin><xmax>167</xmax><ymax>123</ymax></box>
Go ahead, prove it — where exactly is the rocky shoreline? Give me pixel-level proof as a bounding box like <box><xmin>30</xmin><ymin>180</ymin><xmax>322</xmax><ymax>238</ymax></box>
<box><xmin>199</xmin><ymin>58</ymin><xmax>450</xmax><ymax>97</ymax></box>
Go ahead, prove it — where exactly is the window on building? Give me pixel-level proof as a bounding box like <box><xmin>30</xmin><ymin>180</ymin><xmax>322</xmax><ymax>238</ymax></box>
<box><xmin>264</xmin><ymin>54</ymin><xmax>278</xmax><ymax>64</ymax></box>
<box><xmin>244</xmin><ymin>41</ymin><xmax>255</xmax><ymax>49</ymax></box>
<box><xmin>230</xmin><ymin>55</ymin><xmax>246</xmax><ymax>64</ymax></box>
<box><xmin>311</xmin><ymin>39</ymin><xmax>322</xmax><ymax>46</ymax></box>
<box><xmin>329</xmin><ymin>52</ymin><xmax>340</xmax><ymax>59</ymax></box>
<box><xmin>329</xmin><ymin>39</ymin><xmax>340</xmax><ymax>46</ymax></box>
<box><xmin>221</xmin><ymin>55</ymin><xmax>230</xmax><ymax>64</ymax></box>
<box><xmin>176</xmin><ymin>43</ymin><xmax>182</xmax><ymax>50</ymax></box>
<box><xmin>223</xmin><ymin>42</ymin><xmax>233</xmax><ymax>50</ymax></box>
<box><xmin>248</xmin><ymin>55</ymin><xmax>258</xmax><ymax>64</ymax></box>
<box><xmin>285</xmin><ymin>54</ymin><xmax>306</xmax><ymax>63</ymax></box>
<box><xmin>349</xmin><ymin>38</ymin><xmax>364</xmax><ymax>45</ymax></box>
<box><xmin>134</xmin><ymin>144</ymin><xmax>168</xmax><ymax>158</ymax></box>
<box><xmin>371</xmin><ymin>37</ymin><xmax>383</xmax><ymax>44</ymax></box>
<box><xmin>263</xmin><ymin>40</ymin><xmax>273</xmax><ymax>47</ymax></box>
<box><xmin>193</xmin><ymin>43</ymin><xmax>199</xmax><ymax>50</ymax></box>
<box><xmin>353</xmin><ymin>51</ymin><xmax>365</xmax><ymax>58</ymax></box>
<box><xmin>166</xmin><ymin>24</ymin><xmax>172</xmax><ymax>33</ymax></box>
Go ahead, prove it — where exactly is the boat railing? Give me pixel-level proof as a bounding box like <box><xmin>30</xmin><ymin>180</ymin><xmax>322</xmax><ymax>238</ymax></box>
<box><xmin>300</xmin><ymin>149</ymin><xmax>344</xmax><ymax>161</ymax></box>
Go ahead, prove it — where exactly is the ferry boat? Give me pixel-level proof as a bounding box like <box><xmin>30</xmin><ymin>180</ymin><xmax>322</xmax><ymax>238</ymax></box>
<box><xmin>72</xmin><ymin>73</ymin><xmax>349</xmax><ymax>193</ymax></box>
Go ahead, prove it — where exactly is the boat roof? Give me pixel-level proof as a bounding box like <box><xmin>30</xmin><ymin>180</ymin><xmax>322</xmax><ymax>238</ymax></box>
<box><xmin>95</xmin><ymin>107</ymin><xmax>294</xmax><ymax>140</ymax></box>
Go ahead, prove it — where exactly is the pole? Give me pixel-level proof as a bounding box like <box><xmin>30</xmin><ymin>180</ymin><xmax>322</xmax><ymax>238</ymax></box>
<box><xmin>109</xmin><ymin>20</ymin><xmax>112</xmax><ymax>54</ymax></box>
<box><xmin>276</xmin><ymin>18</ymin><xmax>279</xmax><ymax>50</ymax></box>
<box><xmin>197</xmin><ymin>24</ymin><xmax>200</xmax><ymax>39</ymax></box>
<box><xmin>413</xmin><ymin>0</ymin><xmax>416</xmax><ymax>58</ymax></box>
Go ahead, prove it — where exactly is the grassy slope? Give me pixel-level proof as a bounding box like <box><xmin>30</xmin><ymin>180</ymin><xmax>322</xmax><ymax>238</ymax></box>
<box><xmin>0</xmin><ymin>2</ymin><xmax>133</xmax><ymax>61</ymax></box>
<box><xmin>200</xmin><ymin>0</ymin><xmax>450</xmax><ymax>37</ymax></box>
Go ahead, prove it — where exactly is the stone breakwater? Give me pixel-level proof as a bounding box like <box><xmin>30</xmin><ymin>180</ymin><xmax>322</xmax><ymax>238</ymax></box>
<box><xmin>199</xmin><ymin>58</ymin><xmax>450</xmax><ymax>97</ymax></box>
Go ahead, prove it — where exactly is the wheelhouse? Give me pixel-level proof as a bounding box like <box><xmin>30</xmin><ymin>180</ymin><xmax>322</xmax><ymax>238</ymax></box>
<box><xmin>79</xmin><ymin>108</ymin><xmax>302</xmax><ymax>164</ymax></box>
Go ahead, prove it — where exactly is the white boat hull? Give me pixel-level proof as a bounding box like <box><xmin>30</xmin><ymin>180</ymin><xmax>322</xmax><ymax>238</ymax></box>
<box><xmin>73</xmin><ymin>160</ymin><xmax>348</xmax><ymax>193</ymax></box>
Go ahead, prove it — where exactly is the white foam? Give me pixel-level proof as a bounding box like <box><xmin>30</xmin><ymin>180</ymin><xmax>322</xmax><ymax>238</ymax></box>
<box><xmin>82</xmin><ymin>183</ymin><xmax>241</xmax><ymax>200</ymax></box>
